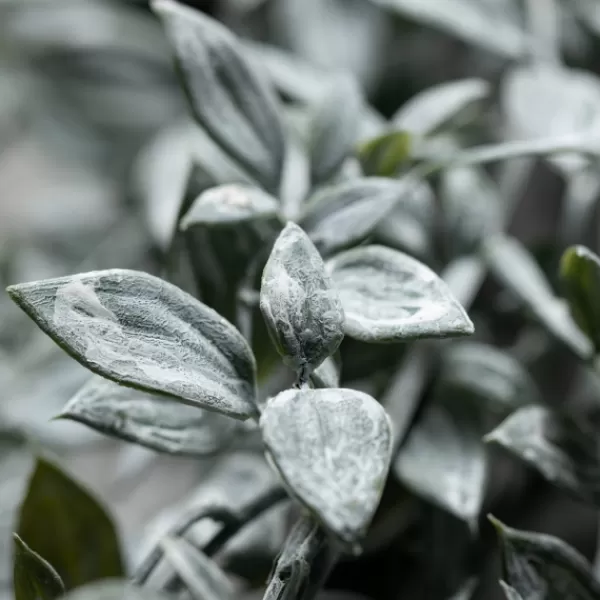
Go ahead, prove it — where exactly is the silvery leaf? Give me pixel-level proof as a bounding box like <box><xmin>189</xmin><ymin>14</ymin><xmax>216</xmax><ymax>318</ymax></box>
<box><xmin>59</xmin><ymin>376</ymin><xmax>239</xmax><ymax>456</ymax></box>
<box><xmin>327</xmin><ymin>245</ymin><xmax>474</xmax><ymax>343</ymax></box>
<box><xmin>152</xmin><ymin>0</ymin><xmax>285</xmax><ymax>193</ymax></box>
<box><xmin>260</xmin><ymin>223</ymin><xmax>345</xmax><ymax>378</ymax></box>
<box><xmin>7</xmin><ymin>269</ymin><xmax>258</xmax><ymax>420</ymax></box>
<box><xmin>260</xmin><ymin>388</ymin><xmax>393</xmax><ymax>547</ymax></box>
<box><xmin>485</xmin><ymin>406</ymin><xmax>600</xmax><ymax>509</ymax></box>
<box><xmin>300</xmin><ymin>177</ymin><xmax>420</xmax><ymax>257</ymax></box>
<box><xmin>310</xmin><ymin>356</ymin><xmax>340</xmax><ymax>389</ymax></box>
<box><xmin>490</xmin><ymin>516</ymin><xmax>600</xmax><ymax>599</ymax></box>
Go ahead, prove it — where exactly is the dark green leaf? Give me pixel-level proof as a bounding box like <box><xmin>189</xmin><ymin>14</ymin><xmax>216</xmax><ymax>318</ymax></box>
<box><xmin>300</xmin><ymin>177</ymin><xmax>420</xmax><ymax>257</ymax></box>
<box><xmin>357</xmin><ymin>131</ymin><xmax>412</xmax><ymax>177</ymax></box>
<box><xmin>13</xmin><ymin>534</ymin><xmax>64</xmax><ymax>600</ymax></box>
<box><xmin>7</xmin><ymin>269</ymin><xmax>258</xmax><ymax>420</ymax></box>
<box><xmin>489</xmin><ymin>515</ymin><xmax>600</xmax><ymax>599</ymax></box>
<box><xmin>17</xmin><ymin>457</ymin><xmax>124</xmax><ymax>590</ymax></box>
<box><xmin>260</xmin><ymin>223</ymin><xmax>345</xmax><ymax>379</ymax></box>
<box><xmin>485</xmin><ymin>406</ymin><xmax>600</xmax><ymax>508</ymax></box>
<box><xmin>560</xmin><ymin>245</ymin><xmax>600</xmax><ymax>352</ymax></box>
<box><xmin>152</xmin><ymin>0</ymin><xmax>285</xmax><ymax>192</ymax></box>
<box><xmin>260</xmin><ymin>388</ymin><xmax>392</xmax><ymax>548</ymax></box>
<box><xmin>60</xmin><ymin>581</ymin><xmax>169</xmax><ymax>600</ymax></box>
<box><xmin>59</xmin><ymin>376</ymin><xmax>239</xmax><ymax>456</ymax></box>
<box><xmin>327</xmin><ymin>245</ymin><xmax>474</xmax><ymax>343</ymax></box>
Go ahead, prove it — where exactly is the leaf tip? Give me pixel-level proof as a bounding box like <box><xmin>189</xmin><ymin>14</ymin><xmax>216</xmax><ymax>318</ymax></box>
<box><xmin>487</xmin><ymin>513</ymin><xmax>506</xmax><ymax>536</ymax></box>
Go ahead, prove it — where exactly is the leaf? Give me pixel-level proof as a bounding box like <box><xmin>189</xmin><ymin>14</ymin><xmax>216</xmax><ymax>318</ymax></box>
<box><xmin>300</xmin><ymin>177</ymin><xmax>420</xmax><ymax>257</ymax></box>
<box><xmin>357</xmin><ymin>131</ymin><xmax>412</xmax><ymax>177</ymax></box>
<box><xmin>260</xmin><ymin>223</ymin><xmax>345</xmax><ymax>378</ymax></box>
<box><xmin>483</xmin><ymin>235</ymin><xmax>593</xmax><ymax>360</ymax></box>
<box><xmin>17</xmin><ymin>457</ymin><xmax>124</xmax><ymax>590</ymax></box>
<box><xmin>560</xmin><ymin>245</ymin><xmax>600</xmax><ymax>353</ymax></box>
<box><xmin>392</xmin><ymin>78</ymin><xmax>490</xmax><ymax>136</ymax></box>
<box><xmin>60</xmin><ymin>581</ymin><xmax>170</xmax><ymax>600</ymax></box>
<box><xmin>438</xmin><ymin>342</ymin><xmax>540</xmax><ymax>417</ymax></box>
<box><xmin>310</xmin><ymin>356</ymin><xmax>340</xmax><ymax>389</ymax></box>
<box><xmin>489</xmin><ymin>515</ymin><xmax>600</xmax><ymax>599</ymax></box>
<box><xmin>326</xmin><ymin>245</ymin><xmax>474</xmax><ymax>343</ymax></box>
<box><xmin>152</xmin><ymin>0</ymin><xmax>285</xmax><ymax>192</ymax></box>
<box><xmin>500</xmin><ymin>581</ymin><xmax>525</xmax><ymax>600</ymax></box>
<box><xmin>309</xmin><ymin>76</ymin><xmax>363</xmax><ymax>184</ymax></box>
<box><xmin>7</xmin><ymin>269</ymin><xmax>258</xmax><ymax>420</ymax></box>
<box><xmin>485</xmin><ymin>405</ymin><xmax>600</xmax><ymax>508</ymax></box>
<box><xmin>260</xmin><ymin>387</ymin><xmax>393</xmax><ymax>548</ymax></box>
<box><xmin>59</xmin><ymin>376</ymin><xmax>239</xmax><ymax>456</ymax></box>
<box><xmin>13</xmin><ymin>534</ymin><xmax>64</xmax><ymax>600</ymax></box>
<box><xmin>394</xmin><ymin>392</ymin><xmax>486</xmax><ymax>527</ymax></box>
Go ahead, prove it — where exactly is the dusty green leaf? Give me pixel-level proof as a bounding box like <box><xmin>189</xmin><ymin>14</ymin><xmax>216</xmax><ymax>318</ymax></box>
<box><xmin>560</xmin><ymin>245</ymin><xmax>600</xmax><ymax>352</ymax></box>
<box><xmin>327</xmin><ymin>245</ymin><xmax>474</xmax><ymax>343</ymax></box>
<box><xmin>357</xmin><ymin>131</ymin><xmax>412</xmax><ymax>177</ymax></box>
<box><xmin>489</xmin><ymin>515</ymin><xmax>600</xmax><ymax>599</ymax></box>
<box><xmin>260</xmin><ymin>223</ymin><xmax>345</xmax><ymax>379</ymax></box>
<box><xmin>59</xmin><ymin>376</ymin><xmax>239</xmax><ymax>456</ymax></box>
<box><xmin>152</xmin><ymin>0</ymin><xmax>285</xmax><ymax>192</ymax></box>
<box><xmin>485</xmin><ymin>405</ymin><xmax>600</xmax><ymax>508</ymax></box>
<box><xmin>17</xmin><ymin>457</ymin><xmax>124</xmax><ymax>590</ymax></box>
<box><xmin>260</xmin><ymin>388</ymin><xmax>393</xmax><ymax>548</ymax></box>
<box><xmin>60</xmin><ymin>581</ymin><xmax>170</xmax><ymax>600</ymax></box>
<box><xmin>13</xmin><ymin>534</ymin><xmax>64</xmax><ymax>600</ymax></box>
<box><xmin>7</xmin><ymin>269</ymin><xmax>258</xmax><ymax>420</ymax></box>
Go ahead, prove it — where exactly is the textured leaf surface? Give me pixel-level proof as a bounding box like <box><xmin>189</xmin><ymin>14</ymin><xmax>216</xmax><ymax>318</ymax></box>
<box><xmin>260</xmin><ymin>223</ymin><xmax>345</xmax><ymax>377</ymax></box>
<box><xmin>17</xmin><ymin>458</ymin><xmax>124</xmax><ymax>590</ymax></box>
<box><xmin>60</xmin><ymin>376</ymin><xmax>239</xmax><ymax>456</ymax></box>
<box><xmin>7</xmin><ymin>269</ymin><xmax>258</xmax><ymax>419</ymax></box>
<box><xmin>490</xmin><ymin>516</ymin><xmax>600</xmax><ymax>599</ymax></box>
<box><xmin>327</xmin><ymin>245</ymin><xmax>474</xmax><ymax>342</ymax></box>
<box><xmin>260</xmin><ymin>388</ymin><xmax>393</xmax><ymax>547</ymax></box>
<box><xmin>300</xmin><ymin>177</ymin><xmax>419</xmax><ymax>257</ymax></box>
<box><xmin>152</xmin><ymin>0</ymin><xmax>285</xmax><ymax>191</ymax></box>
<box><xmin>485</xmin><ymin>406</ymin><xmax>600</xmax><ymax>508</ymax></box>
<box><xmin>13</xmin><ymin>534</ymin><xmax>64</xmax><ymax>600</ymax></box>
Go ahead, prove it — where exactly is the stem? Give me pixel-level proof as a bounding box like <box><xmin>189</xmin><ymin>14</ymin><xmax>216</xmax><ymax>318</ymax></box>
<box><xmin>526</xmin><ymin>0</ymin><xmax>560</xmax><ymax>64</ymax></box>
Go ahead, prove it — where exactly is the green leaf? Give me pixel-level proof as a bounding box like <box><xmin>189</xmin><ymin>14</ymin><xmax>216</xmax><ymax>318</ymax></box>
<box><xmin>260</xmin><ymin>388</ymin><xmax>393</xmax><ymax>548</ymax></box>
<box><xmin>152</xmin><ymin>0</ymin><xmax>285</xmax><ymax>192</ymax></box>
<box><xmin>13</xmin><ymin>534</ymin><xmax>64</xmax><ymax>600</ymax></box>
<box><xmin>483</xmin><ymin>235</ymin><xmax>593</xmax><ymax>360</ymax></box>
<box><xmin>300</xmin><ymin>177</ymin><xmax>419</xmax><ymax>257</ymax></box>
<box><xmin>17</xmin><ymin>457</ymin><xmax>124</xmax><ymax>590</ymax></box>
<box><xmin>560</xmin><ymin>245</ymin><xmax>600</xmax><ymax>353</ymax></box>
<box><xmin>392</xmin><ymin>78</ymin><xmax>490</xmax><ymax>136</ymax></box>
<box><xmin>260</xmin><ymin>223</ymin><xmax>345</xmax><ymax>379</ymax></box>
<box><xmin>357</xmin><ymin>131</ymin><xmax>412</xmax><ymax>177</ymax></box>
<box><xmin>60</xmin><ymin>581</ymin><xmax>170</xmax><ymax>600</ymax></box>
<box><xmin>485</xmin><ymin>405</ymin><xmax>600</xmax><ymax>508</ymax></box>
<box><xmin>59</xmin><ymin>376</ymin><xmax>239</xmax><ymax>456</ymax></box>
<box><xmin>327</xmin><ymin>245</ymin><xmax>474</xmax><ymax>343</ymax></box>
<box><xmin>309</xmin><ymin>76</ymin><xmax>363</xmax><ymax>184</ymax></box>
<box><xmin>7</xmin><ymin>269</ymin><xmax>258</xmax><ymax>420</ymax></box>
<box><xmin>489</xmin><ymin>515</ymin><xmax>600</xmax><ymax>599</ymax></box>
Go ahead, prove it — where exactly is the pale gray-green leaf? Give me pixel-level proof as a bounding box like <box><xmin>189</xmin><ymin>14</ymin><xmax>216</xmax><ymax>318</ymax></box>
<box><xmin>59</xmin><ymin>376</ymin><xmax>239</xmax><ymax>456</ymax></box>
<box><xmin>260</xmin><ymin>388</ymin><xmax>393</xmax><ymax>547</ymax></box>
<box><xmin>260</xmin><ymin>223</ymin><xmax>345</xmax><ymax>378</ymax></box>
<box><xmin>327</xmin><ymin>245</ymin><xmax>474</xmax><ymax>343</ymax></box>
<box><xmin>152</xmin><ymin>0</ymin><xmax>285</xmax><ymax>192</ymax></box>
<box><xmin>310</xmin><ymin>356</ymin><xmax>340</xmax><ymax>389</ymax></box>
<box><xmin>485</xmin><ymin>405</ymin><xmax>600</xmax><ymax>508</ymax></box>
<box><xmin>60</xmin><ymin>581</ymin><xmax>170</xmax><ymax>600</ymax></box>
<box><xmin>7</xmin><ymin>269</ymin><xmax>258</xmax><ymax>419</ymax></box>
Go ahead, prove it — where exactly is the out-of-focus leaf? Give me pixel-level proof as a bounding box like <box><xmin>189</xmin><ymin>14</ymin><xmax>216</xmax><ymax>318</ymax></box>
<box><xmin>327</xmin><ymin>245</ymin><xmax>474</xmax><ymax>343</ymax></box>
<box><xmin>260</xmin><ymin>388</ymin><xmax>392</xmax><ymax>549</ymax></box>
<box><xmin>260</xmin><ymin>223</ymin><xmax>345</xmax><ymax>379</ymax></box>
<box><xmin>357</xmin><ymin>131</ymin><xmax>412</xmax><ymax>177</ymax></box>
<box><xmin>369</xmin><ymin>0</ymin><xmax>526</xmax><ymax>58</ymax></box>
<box><xmin>573</xmin><ymin>0</ymin><xmax>600</xmax><ymax>38</ymax></box>
<box><xmin>13</xmin><ymin>534</ymin><xmax>64</xmax><ymax>600</ymax></box>
<box><xmin>17</xmin><ymin>457</ymin><xmax>124</xmax><ymax>590</ymax></box>
<box><xmin>500</xmin><ymin>581</ymin><xmax>525</xmax><ymax>600</ymax></box>
<box><xmin>392</xmin><ymin>78</ymin><xmax>490</xmax><ymax>136</ymax></box>
<box><xmin>7</xmin><ymin>269</ymin><xmax>258</xmax><ymax>420</ymax></box>
<box><xmin>560</xmin><ymin>245</ymin><xmax>600</xmax><ymax>352</ymax></box>
<box><xmin>152</xmin><ymin>0</ymin><xmax>285</xmax><ymax>193</ymax></box>
<box><xmin>483</xmin><ymin>235</ymin><xmax>593</xmax><ymax>360</ymax></box>
<box><xmin>485</xmin><ymin>405</ymin><xmax>600</xmax><ymax>508</ymax></box>
<box><xmin>450</xmin><ymin>578</ymin><xmax>478</xmax><ymax>600</ymax></box>
<box><xmin>60</xmin><ymin>581</ymin><xmax>170</xmax><ymax>600</ymax></box>
<box><xmin>441</xmin><ymin>255</ymin><xmax>486</xmax><ymax>309</ymax></box>
<box><xmin>310</xmin><ymin>356</ymin><xmax>340</xmax><ymax>389</ymax></box>
<box><xmin>300</xmin><ymin>177</ymin><xmax>419</xmax><ymax>257</ymax></box>
<box><xmin>489</xmin><ymin>515</ymin><xmax>600</xmax><ymax>599</ymax></box>
<box><xmin>59</xmin><ymin>376</ymin><xmax>239</xmax><ymax>456</ymax></box>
